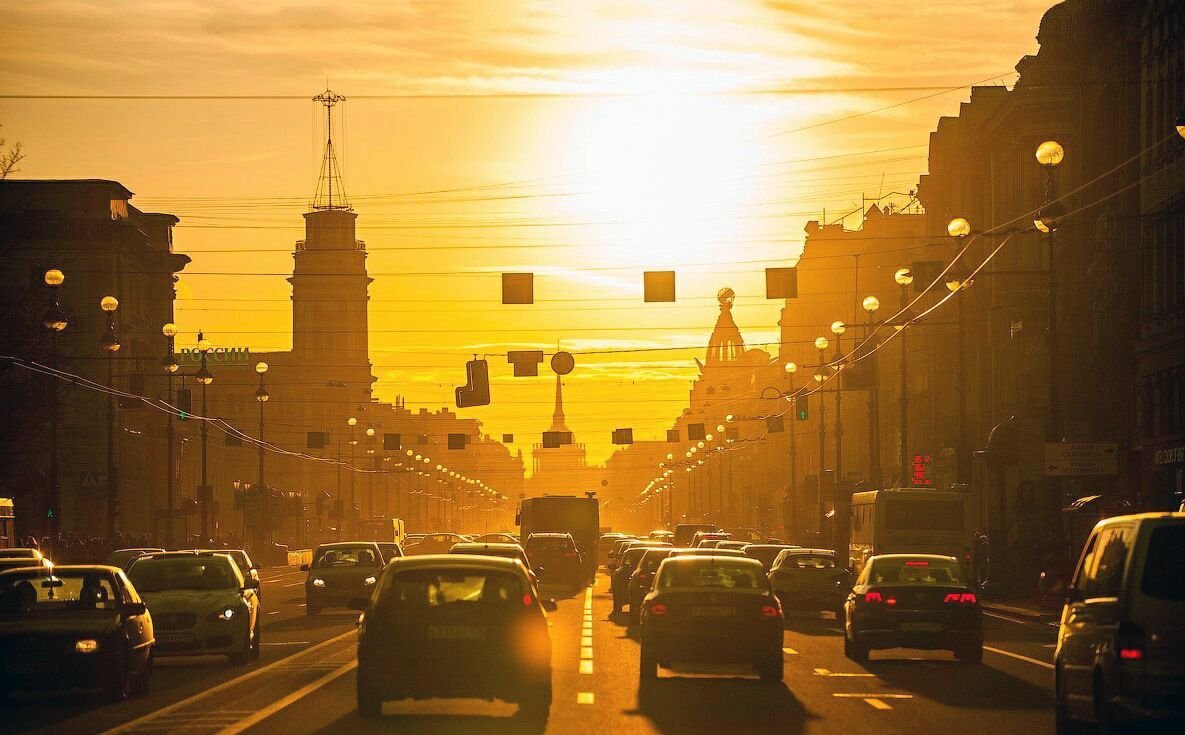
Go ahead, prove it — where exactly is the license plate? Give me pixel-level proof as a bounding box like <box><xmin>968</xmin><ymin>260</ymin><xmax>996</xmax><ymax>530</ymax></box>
<box><xmin>691</xmin><ymin>606</ymin><xmax>736</xmax><ymax>617</ymax></box>
<box><xmin>901</xmin><ymin>622</ymin><xmax>942</xmax><ymax>632</ymax></box>
<box><xmin>157</xmin><ymin>632</ymin><xmax>194</xmax><ymax>644</ymax></box>
<box><xmin>427</xmin><ymin>625</ymin><xmax>485</xmax><ymax>640</ymax></box>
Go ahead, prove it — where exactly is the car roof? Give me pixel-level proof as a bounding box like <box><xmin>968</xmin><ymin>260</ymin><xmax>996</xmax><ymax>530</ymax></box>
<box><xmin>669</xmin><ymin>548</ymin><xmax>746</xmax><ymax>556</ymax></box>
<box><xmin>869</xmin><ymin>553</ymin><xmax>958</xmax><ymax>562</ymax></box>
<box><xmin>390</xmin><ymin>554</ymin><xmax>524</xmax><ymax>570</ymax></box>
<box><xmin>777</xmin><ymin>548</ymin><xmax>835</xmax><ymax>556</ymax></box>
<box><xmin>0</xmin><ymin>564</ymin><xmax>119</xmax><ymax>576</ymax></box>
<box><xmin>1095</xmin><ymin>512</ymin><xmax>1185</xmax><ymax>526</ymax></box>
<box><xmin>662</xmin><ymin>555</ymin><xmax>763</xmax><ymax>567</ymax></box>
<box><xmin>315</xmin><ymin>542</ymin><xmax>381</xmax><ymax>550</ymax></box>
<box><xmin>450</xmin><ymin>543</ymin><xmax>524</xmax><ymax>552</ymax></box>
<box><xmin>526</xmin><ymin>532</ymin><xmax>572</xmax><ymax>538</ymax></box>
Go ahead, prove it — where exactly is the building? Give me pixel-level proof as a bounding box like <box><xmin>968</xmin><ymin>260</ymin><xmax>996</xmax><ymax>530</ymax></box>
<box><xmin>528</xmin><ymin>376</ymin><xmax>601</xmax><ymax>496</ymax></box>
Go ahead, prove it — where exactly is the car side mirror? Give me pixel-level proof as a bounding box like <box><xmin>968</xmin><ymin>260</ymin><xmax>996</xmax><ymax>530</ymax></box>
<box><xmin>123</xmin><ymin>601</ymin><xmax>148</xmax><ymax>617</ymax></box>
<box><xmin>299</xmin><ymin>564</ymin><xmax>309</xmax><ymax>572</ymax></box>
<box><xmin>347</xmin><ymin>597</ymin><xmax>369</xmax><ymax>611</ymax></box>
<box><xmin>542</xmin><ymin>599</ymin><xmax>558</xmax><ymax>612</ymax></box>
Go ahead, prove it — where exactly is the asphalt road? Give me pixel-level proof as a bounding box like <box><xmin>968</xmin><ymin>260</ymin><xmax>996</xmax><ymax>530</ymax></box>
<box><xmin>3</xmin><ymin>570</ymin><xmax>1058</xmax><ymax>735</ymax></box>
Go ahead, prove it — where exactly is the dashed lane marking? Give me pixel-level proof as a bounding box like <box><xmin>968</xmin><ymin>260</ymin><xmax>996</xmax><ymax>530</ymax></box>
<box><xmin>215</xmin><ymin>660</ymin><xmax>357</xmax><ymax>735</ymax></box>
<box><xmin>984</xmin><ymin>646</ymin><xmax>1055</xmax><ymax>670</ymax></box>
<box><xmin>782</xmin><ymin>647</ymin><xmax>798</xmax><ymax>655</ymax></box>
<box><xmin>577</xmin><ymin>692</ymin><xmax>595</xmax><ymax>704</ymax></box>
<box><xmin>581</xmin><ymin>646</ymin><xmax>594</xmax><ymax>659</ymax></box>
<box><xmin>263</xmin><ymin>641</ymin><xmax>310</xmax><ymax>646</ymax></box>
<box><xmin>580</xmin><ymin>660</ymin><xmax>594</xmax><ymax>674</ymax></box>
<box><xmin>582</xmin><ymin>636</ymin><xmax>593</xmax><ymax>646</ymax></box>
<box><xmin>833</xmin><ymin>693</ymin><xmax>913</xmax><ymax>699</ymax></box>
<box><xmin>814</xmin><ymin>668</ymin><xmax>874</xmax><ymax>677</ymax></box>
<box><xmin>865</xmin><ymin>698</ymin><xmax>894</xmax><ymax>710</ymax></box>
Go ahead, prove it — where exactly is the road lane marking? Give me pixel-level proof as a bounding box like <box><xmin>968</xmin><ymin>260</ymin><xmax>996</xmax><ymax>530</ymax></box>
<box><xmin>577</xmin><ymin>692</ymin><xmax>595</xmax><ymax>704</ymax></box>
<box><xmin>98</xmin><ymin>629</ymin><xmax>357</xmax><ymax>735</ymax></box>
<box><xmin>984</xmin><ymin>646</ymin><xmax>1055</xmax><ymax>670</ymax></box>
<box><xmin>582</xmin><ymin>636</ymin><xmax>593</xmax><ymax>646</ymax></box>
<box><xmin>580</xmin><ymin>660</ymin><xmax>594</xmax><ymax>674</ymax></box>
<box><xmin>263</xmin><ymin>641</ymin><xmax>310</xmax><ymax>646</ymax></box>
<box><xmin>833</xmin><ymin>693</ymin><xmax>913</xmax><ymax>699</ymax></box>
<box><xmin>865</xmin><ymin>698</ymin><xmax>893</xmax><ymax>710</ymax></box>
<box><xmin>267</xmin><ymin>611</ymin><xmax>280</xmax><ymax>615</ymax></box>
<box><xmin>814</xmin><ymin>668</ymin><xmax>874</xmax><ymax>677</ymax></box>
<box><xmin>282</xmin><ymin>581</ymin><xmax>304</xmax><ymax>587</ymax></box>
<box><xmin>782</xmin><ymin>647</ymin><xmax>798</xmax><ymax>655</ymax></box>
<box><xmin>581</xmin><ymin>646</ymin><xmax>594</xmax><ymax>659</ymax></box>
<box><xmin>215</xmin><ymin>660</ymin><xmax>357</xmax><ymax>735</ymax></box>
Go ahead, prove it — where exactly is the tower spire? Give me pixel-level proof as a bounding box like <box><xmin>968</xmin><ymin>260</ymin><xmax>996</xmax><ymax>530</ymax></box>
<box><xmin>550</xmin><ymin>374</ymin><xmax>569</xmax><ymax>433</ymax></box>
<box><xmin>311</xmin><ymin>88</ymin><xmax>350</xmax><ymax>211</ymax></box>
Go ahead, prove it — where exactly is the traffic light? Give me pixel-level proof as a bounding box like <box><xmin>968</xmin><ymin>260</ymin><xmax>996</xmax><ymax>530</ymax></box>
<box><xmin>796</xmin><ymin>396</ymin><xmax>809</xmax><ymax>421</ymax></box>
<box><xmin>176</xmin><ymin>387</ymin><xmax>192</xmax><ymax>420</ymax></box>
<box><xmin>45</xmin><ymin>504</ymin><xmax>57</xmax><ymax>520</ymax></box>
<box><xmin>455</xmin><ymin>359</ymin><xmax>491</xmax><ymax>408</ymax></box>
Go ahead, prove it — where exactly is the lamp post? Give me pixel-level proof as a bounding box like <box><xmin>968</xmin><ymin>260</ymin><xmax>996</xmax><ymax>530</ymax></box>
<box><xmin>195</xmin><ymin>333</ymin><xmax>214</xmax><ymax>540</ymax></box>
<box><xmin>347</xmin><ymin>417</ymin><xmax>358</xmax><ymax>532</ymax></box>
<box><xmin>254</xmin><ymin>361</ymin><xmax>269</xmax><ymax>546</ymax></box>
<box><xmin>41</xmin><ymin>269</ymin><xmax>67</xmax><ymax>538</ymax></box>
<box><xmin>100</xmin><ymin>297</ymin><xmax>121</xmax><ymax>538</ymax></box>
<box><xmin>1034</xmin><ymin>140</ymin><xmax>1065</xmax><ymax>444</ymax></box>
<box><xmin>665</xmin><ymin>452</ymin><xmax>674</xmax><ymax>527</ymax></box>
<box><xmin>830</xmin><ymin>321</ymin><xmax>846</xmax><ymax>487</ymax></box>
<box><xmin>862</xmin><ymin>296</ymin><xmax>882</xmax><ymax>488</ymax></box>
<box><xmin>893</xmin><ymin>267</ymin><xmax>914</xmax><ymax>486</ymax></box>
<box><xmin>813</xmin><ymin>337</ymin><xmax>829</xmax><ymax>531</ymax></box>
<box><xmin>161</xmin><ymin>323</ymin><xmax>179</xmax><ymax>548</ymax></box>
<box><xmin>366</xmin><ymin>426</ymin><xmax>376</xmax><ymax>521</ymax></box>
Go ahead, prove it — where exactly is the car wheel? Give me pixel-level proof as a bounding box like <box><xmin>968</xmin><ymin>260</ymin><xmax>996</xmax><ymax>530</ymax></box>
<box><xmin>639</xmin><ymin>640</ymin><xmax>658</xmax><ymax>683</ymax></box>
<box><xmin>229</xmin><ymin>623</ymin><xmax>252</xmax><ymax>666</ymax></box>
<box><xmin>515</xmin><ymin>681</ymin><xmax>552</xmax><ymax>725</ymax></box>
<box><xmin>756</xmin><ymin>655</ymin><xmax>783</xmax><ymax>683</ymax></box>
<box><xmin>132</xmin><ymin>652</ymin><xmax>153</xmax><ymax>696</ymax></box>
<box><xmin>1054</xmin><ymin>664</ymin><xmax>1085</xmax><ymax>735</ymax></box>
<box><xmin>954</xmin><ymin>641</ymin><xmax>983</xmax><ymax>664</ymax></box>
<box><xmin>250</xmin><ymin>619</ymin><xmax>262</xmax><ymax>660</ymax></box>
<box><xmin>306</xmin><ymin>603</ymin><xmax>321</xmax><ymax>616</ymax></box>
<box><xmin>357</xmin><ymin>675</ymin><xmax>383</xmax><ymax>719</ymax></box>
<box><xmin>104</xmin><ymin>659</ymin><xmax>133</xmax><ymax>702</ymax></box>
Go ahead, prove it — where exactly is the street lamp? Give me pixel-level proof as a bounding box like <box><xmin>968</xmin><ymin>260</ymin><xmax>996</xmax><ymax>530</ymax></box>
<box><xmin>159</xmin><ymin>322</ymin><xmax>180</xmax><ymax>548</ymax></box>
<box><xmin>862</xmin><ymin>295</ymin><xmax>882</xmax><ymax>488</ymax></box>
<box><xmin>814</xmin><ymin>335</ymin><xmax>830</xmax><ymax>531</ymax></box>
<box><xmin>785</xmin><ymin>361</ymin><xmax>799</xmax><ymax>540</ymax></box>
<box><xmin>195</xmin><ymin>333</ymin><xmax>214</xmax><ymax>541</ymax></box>
<box><xmin>1036</xmin><ymin>139</ymin><xmax>1064</xmax><ymax>449</ymax></box>
<box><xmin>947</xmin><ymin>217</ymin><xmax>973</xmax><ymax>238</ymax></box>
<box><xmin>894</xmin><ymin>267</ymin><xmax>914</xmax><ymax>486</ymax></box>
<box><xmin>829</xmin><ymin>321</ymin><xmax>846</xmax><ymax>492</ymax></box>
<box><xmin>347</xmin><ymin>417</ymin><xmax>358</xmax><ymax>533</ymax></box>
<box><xmin>41</xmin><ymin>269</ymin><xmax>67</xmax><ymax>538</ymax></box>
<box><xmin>255</xmin><ymin>361</ymin><xmax>269</xmax><ymax>548</ymax></box>
<box><xmin>100</xmin><ymin>296</ymin><xmax>121</xmax><ymax>538</ymax></box>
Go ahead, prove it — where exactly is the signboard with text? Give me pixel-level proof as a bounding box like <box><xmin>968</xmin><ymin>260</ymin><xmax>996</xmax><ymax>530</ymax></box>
<box><xmin>1044</xmin><ymin>442</ymin><xmax>1119</xmax><ymax>476</ymax></box>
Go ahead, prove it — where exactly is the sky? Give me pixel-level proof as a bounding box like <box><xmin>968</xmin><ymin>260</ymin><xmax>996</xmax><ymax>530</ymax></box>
<box><xmin>0</xmin><ymin>0</ymin><xmax>1054</xmax><ymax>470</ymax></box>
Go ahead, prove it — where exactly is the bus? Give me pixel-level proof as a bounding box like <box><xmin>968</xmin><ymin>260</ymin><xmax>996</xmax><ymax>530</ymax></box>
<box><xmin>517</xmin><ymin>494</ymin><xmax>600</xmax><ymax>583</ymax></box>
<box><xmin>0</xmin><ymin>498</ymin><xmax>14</xmax><ymax>549</ymax></box>
<box><xmin>849</xmin><ymin>488</ymin><xmax>971</xmax><ymax>572</ymax></box>
<box><xmin>356</xmin><ymin>517</ymin><xmax>407</xmax><ymax>546</ymax></box>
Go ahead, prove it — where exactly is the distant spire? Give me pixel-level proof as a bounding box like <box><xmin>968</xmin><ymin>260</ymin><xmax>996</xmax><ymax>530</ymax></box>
<box><xmin>705</xmin><ymin>287</ymin><xmax>745</xmax><ymax>366</ymax></box>
<box><xmin>311</xmin><ymin>88</ymin><xmax>350</xmax><ymax>211</ymax></box>
<box><xmin>550</xmin><ymin>374</ymin><xmax>569</xmax><ymax>433</ymax></box>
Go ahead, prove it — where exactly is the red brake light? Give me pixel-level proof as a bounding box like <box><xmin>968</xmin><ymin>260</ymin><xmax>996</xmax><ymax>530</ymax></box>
<box><xmin>522</xmin><ymin>594</ymin><xmax>534</xmax><ymax>606</ymax></box>
<box><xmin>944</xmin><ymin>592</ymin><xmax>978</xmax><ymax>604</ymax></box>
<box><xmin>650</xmin><ymin>602</ymin><xmax>668</xmax><ymax>616</ymax></box>
<box><xmin>565</xmin><ymin>552</ymin><xmax>579</xmax><ymax>558</ymax></box>
<box><xmin>886</xmin><ymin>596</ymin><xmax>898</xmax><ymax>606</ymax></box>
<box><xmin>761</xmin><ymin>604</ymin><xmax>779</xmax><ymax>618</ymax></box>
<box><xmin>864</xmin><ymin>591</ymin><xmax>884</xmax><ymax>603</ymax></box>
<box><xmin>1119</xmin><ymin>647</ymin><xmax>1143</xmax><ymax>661</ymax></box>
<box><xmin>905</xmin><ymin>560</ymin><xmax>929</xmax><ymax>567</ymax></box>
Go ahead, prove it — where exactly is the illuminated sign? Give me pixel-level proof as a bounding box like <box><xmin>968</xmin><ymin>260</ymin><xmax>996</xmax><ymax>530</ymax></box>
<box><xmin>911</xmin><ymin>453</ymin><xmax>934</xmax><ymax>487</ymax></box>
<box><xmin>179</xmin><ymin>347</ymin><xmax>251</xmax><ymax>364</ymax></box>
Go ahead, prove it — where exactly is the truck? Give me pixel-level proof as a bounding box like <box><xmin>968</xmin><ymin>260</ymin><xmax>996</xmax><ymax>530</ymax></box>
<box><xmin>356</xmin><ymin>516</ymin><xmax>407</xmax><ymax>547</ymax></box>
<box><xmin>516</xmin><ymin>494</ymin><xmax>600</xmax><ymax>583</ymax></box>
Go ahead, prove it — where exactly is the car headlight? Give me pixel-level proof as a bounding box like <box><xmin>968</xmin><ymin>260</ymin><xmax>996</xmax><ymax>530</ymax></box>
<box><xmin>75</xmin><ymin>639</ymin><xmax>99</xmax><ymax>654</ymax></box>
<box><xmin>363</xmin><ymin>576</ymin><xmax>377</xmax><ymax>586</ymax></box>
<box><xmin>311</xmin><ymin>578</ymin><xmax>326</xmax><ymax>588</ymax></box>
<box><xmin>207</xmin><ymin>607</ymin><xmax>236</xmax><ymax>622</ymax></box>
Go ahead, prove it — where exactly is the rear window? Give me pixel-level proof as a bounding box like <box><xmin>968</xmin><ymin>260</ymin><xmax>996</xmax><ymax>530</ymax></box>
<box><xmin>885</xmin><ymin>499</ymin><xmax>965</xmax><ymax>532</ymax></box>
<box><xmin>381</xmin><ymin>569</ymin><xmax>523</xmax><ymax>608</ymax></box>
<box><xmin>660</xmin><ymin>562</ymin><xmax>765</xmax><ymax>590</ymax></box>
<box><xmin>129</xmin><ymin>558</ymin><xmax>240</xmax><ymax>592</ymax></box>
<box><xmin>781</xmin><ymin>554</ymin><xmax>836</xmax><ymax>570</ymax></box>
<box><xmin>527</xmin><ymin>537</ymin><xmax>573</xmax><ymax>552</ymax></box>
<box><xmin>640</xmin><ymin>551</ymin><xmax>672</xmax><ymax>572</ymax></box>
<box><xmin>1141</xmin><ymin>525</ymin><xmax>1185</xmax><ymax>601</ymax></box>
<box><xmin>313</xmin><ymin>546</ymin><xmax>381</xmax><ymax>568</ymax></box>
<box><xmin>622</xmin><ymin>547</ymin><xmax>653</xmax><ymax>566</ymax></box>
<box><xmin>868</xmin><ymin>558</ymin><xmax>963</xmax><ymax>585</ymax></box>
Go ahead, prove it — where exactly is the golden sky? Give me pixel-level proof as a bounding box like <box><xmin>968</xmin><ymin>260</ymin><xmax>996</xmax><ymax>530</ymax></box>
<box><xmin>0</xmin><ymin>0</ymin><xmax>1053</xmax><ymax>469</ymax></box>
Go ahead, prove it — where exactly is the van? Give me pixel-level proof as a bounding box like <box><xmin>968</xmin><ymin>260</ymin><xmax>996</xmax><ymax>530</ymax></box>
<box><xmin>1054</xmin><ymin>512</ymin><xmax>1185</xmax><ymax>734</ymax></box>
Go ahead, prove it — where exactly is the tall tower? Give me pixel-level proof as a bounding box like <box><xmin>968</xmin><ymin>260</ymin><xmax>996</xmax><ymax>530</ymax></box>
<box><xmin>289</xmin><ymin>89</ymin><xmax>375</xmax><ymax>393</ymax></box>
<box><xmin>550</xmin><ymin>375</ymin><xmax>569</xmax><ymax>434</ymax></box>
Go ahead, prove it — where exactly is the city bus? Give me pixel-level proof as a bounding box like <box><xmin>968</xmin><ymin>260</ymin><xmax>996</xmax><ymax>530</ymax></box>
<box><xmin>849</xmin><ymin>488</ymin><xmax>972</xmax><ymax>572</ymax></box>
<box><xmin>356</xmin><ymin>516</ymin><xmax>407</xmax><ymax>546</ymax></box>
<box><xmin>517</xmin><ymin>493</ymin><xmax>600</xmax><ymax>583</ymax></box>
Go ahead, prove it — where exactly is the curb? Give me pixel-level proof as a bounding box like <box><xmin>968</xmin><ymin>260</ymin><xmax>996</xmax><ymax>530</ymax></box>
<box><xmin>983</xmin><ymin>603</ymin><xmax>1060</xmax><ymax>629</ymax></box>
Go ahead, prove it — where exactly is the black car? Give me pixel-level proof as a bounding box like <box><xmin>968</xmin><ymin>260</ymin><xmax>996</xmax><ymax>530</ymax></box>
<box><xmin>302</xmin><ymin>542</ymin><xmax>385</xmax><ymax>615</ymax></box>
<box><xmin>0</xmin><ymin>565</ymin><xmax>154</xmax><ymax>700</ymax></box>
<box><xmin>843</xmin><ymin>554</ymin><xmax>982</xmax><ymax>663</ymax></box>
<box><xmin>354</xmin><ymin>555</ymin><xmax>555</xmax><ymax>723</ymax></box>
<box><xmin>523</xmin><ymin>533</ymin><xmax>584</xmax><ymax>591</ymax></box>
<box><xmin>628</xmin><ymin>548</ymin><xmax>679</xmax><ymax>623</ymax></box>
<box><xmin>639</xmin><ymin>556</ymin><xmax>784</xmax><ymax>683</ymax></box>
<box><xmin>742</xmin><ymin>544</ymin><xmax>801</xmax><ymax>573</ymax></box>
<box><xmin>612</xmin><ymin>543</ymin><xmax>670</xmax><ymax>614</ymax></box>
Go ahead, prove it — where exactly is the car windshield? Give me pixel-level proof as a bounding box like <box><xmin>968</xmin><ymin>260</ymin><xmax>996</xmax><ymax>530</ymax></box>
<box><xmin>639</xmin><ymin>550</ymin><xmax>673</xmax><ymax>572</ymax></box>
<box><xmin>660</xmin><ymin>561</ymin><xmax>765</xmax><ymax>590</ymax></box>
<box><xmin>869</xmin><ymin>558</ymin><xmax>964</xmax><ymax>585</ymax></box>
<box><xmin>129</xmin><ymin>558</ymin><xmax>239</xmax><ymax>592</ymax></box>
<box><xmin>0</xmin><ymin>573</ymin><xmax>120</xmax><ymax>614</ymax></box>
<box><xmin>1141</xmin><ymin>525</ymin><xmax>1185</xmax><ymax>601</ymax></box>
<box><xmin>381</xmin><ymin>569</ymin><xmax>523</xmax><ymax>609</ymax></box>
<box><xmin>452</xmin><ymin>547</ymin><xmax>528</xmax><ymax>565</ymax></box>
<box><xmin>313</xmin><ymin>546</ymin><xmax>380</xmax><ymax>568</ymax></box>
<box><xmin>780</xmin><ymin>554</ymin><xmax>836</xmax><ymax>570</ymax></box>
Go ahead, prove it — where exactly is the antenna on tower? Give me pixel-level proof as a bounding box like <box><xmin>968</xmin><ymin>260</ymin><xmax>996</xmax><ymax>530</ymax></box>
<box><xmin>311</xmin><ymin>88</ymin><xmax>350</xmax><ymax>211</ymax></box>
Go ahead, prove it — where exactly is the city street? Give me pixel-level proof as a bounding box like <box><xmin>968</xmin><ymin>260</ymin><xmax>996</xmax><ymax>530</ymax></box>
<box><xmin>5</xmin><ymin>570</ymin><xmax>1058</xmax><ymax>735</ymax></box>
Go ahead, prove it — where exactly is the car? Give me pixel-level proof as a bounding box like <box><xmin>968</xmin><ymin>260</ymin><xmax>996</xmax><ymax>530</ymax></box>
<box><xmin>668</xmin><ymin>548</ymin><xmax>747</xmax><ymax>559</ymax></box>
<box><xmin>598</xmin><ymin>533</ymin><xmax>628</xmax><ymax>566</ymax></box>
<box><xmin>612</xmin><ymin>542</ymin><xmax>671</xmax><ymax>614</ymax></box>
<box><xmin>639</xmin><ymin>555</ymin><xmax>784</xmax><ymax>683</ymax></box>
<box><xmin>354</xmin><ymin>555</ymin><xmax>555</xmax><ymax>723</ymax></box>
<box><xmin>628</xmin><ymin>547</ymin><xmax>679</xmax><ymax>623</ymax></box>
<box><xmin>473</xmin><ymin>532</ymin><xmax>519</xmax><ymax>545</ymax></box>
<box><xmin>302</xmin><ymin>542</ymin><xmax>385</xmax><ymax>615</ymax></box>
<box><xmin>742</xmin><ymin>544</ymin><xmax>802</xmax><ymax>573</ymax></box>
<box><xmin>1055</xmin><ymin>512</ymin><xmax>1185</xmax><ymax>734</ymax></box>
<box><xmin>768</xmin><ymin>548</ymin><xmax>850</xmax><ymax>618</ymax></box>
<box><xmin>404</xmin><ymin>533</ymin><xmax>467</xmax><ymax>556</ymax></box>
<box><xmin>723</xmin><ymin>528</ymin><xmax>767</xmax><ymax>544</ymax></box>
<box><xmin>715</xmin><ymin>540</ymin><xmax>751</xmax><ymax>552</ymax></box>
<box><xmin>673</xmin><ymin>523</ymin><xmax>716</xmax><ymax>547</ymax></box>
<box><xmin>647</xmin><ymin>530</ymin><xmax>675</xmax><ymax>543</ymax></box>
<box><xmin>449</xmin><ymin>542</ymin><xmax>540</xmax><ymax>588</ymax></box>
<box><xmin>606</xmin><ymin>537</ymin><xmax>638</xmax><ymax>573</ymax></box>
<box><xmin>843</xmin><ymin>554</ymin><xmax>982</xmax><ymax>664</ymax></box>
<box><xmin>105</xmin><ymin>548</ymin><xmax>164</xmax><ymax>571</ymax></box>
<box><xmin>0</xmin><ymin>564</ymin><xmax>154</xmax><ymax>701</ymax></box>
<box><xmin>376</xmin><ymin>542</ymin><xmax>403</xmax><ymax>564</ymax></box>
<box><xmin>0</xmin><ymin>548</ymin><xmax>43</xmax><ymax>560</ymax></box>
<box><xmin>523</xmin><ymin>533</ymin><xmax>584</xmax><ymax>591</ymax></box>
<box><xmin>196</xmin><ymin>549</ymin><xmax>260</xmax><ymax>595</ymax></box>
<box><xmin>0</xmin><ymin>557</ymin><xmax>53</xmax><ymax>574</ymax></box>
<box><xmin>127</xmin><ymin>551</ymin><xmax>260</xmax><ymax>665</ymax></box>
<box><xmin>692</xmin><ymin>531</ymin><xmax>732</xmax><ymax>548</ymax></box>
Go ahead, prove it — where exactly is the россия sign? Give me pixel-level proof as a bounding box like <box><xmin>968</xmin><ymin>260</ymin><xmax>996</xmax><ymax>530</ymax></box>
<box><xmin>179</xmin><ymin>347</ymin><xmax>251</xmax><ymax>364</ymax></box>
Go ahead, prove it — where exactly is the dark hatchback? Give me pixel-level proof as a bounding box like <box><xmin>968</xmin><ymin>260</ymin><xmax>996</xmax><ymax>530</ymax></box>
<box><xmin>523</xmin><ymin>533</ymin><xmax>584</xmax><ymax>591</ymax></box>
<box><xmin>843</xmin><ymin>554</ymin><xmax>983</xmax><ymax>663</ymax></box>
<box><xmin>355</xmin><ymin>555</ymin><xmax>555</xmax><ymax>723</ymax></box>
<box><xmin>611</xmin><ymin>542</ymin><xmax>670</xmax><ymax>613</ymax></box>
<box><xmin>0</xmin><ymin>565</ymin><xmax>154</xmax><ymax>701</ymax></box>
<box><xmin>639</xmin><ymin>556</ymin><xmax>784</xmax><ymax>683</ymax></box>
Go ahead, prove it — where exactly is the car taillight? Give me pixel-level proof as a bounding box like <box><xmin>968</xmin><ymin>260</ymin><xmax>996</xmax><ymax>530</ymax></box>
<box><xmin>565</xmin><ymin>552</ymin><xmax>579</xmax><ymax>558</ymax></box>
<box><xmin>1117</xmin><ymin>621</ymin><xmax>1145</xmax><ymax>662</ymax></box>
<box><xmin>1118</xmin><ymin>647</ymin><xmax>1143</xmax><ymax>660</ymax></box>
<box><xmin>522</xmin><ymin>594</ymin><xmax>534</xmax><ymax>607</ymax></box>
<box><xmin>864</xmin><ymin>590</ymin><xmax>884</xmax><ymax>603</ymax></box>
<box><xmin>650</xmin><ymin>603</ymin><xmax>668</xmax><ymax>617</ymax></box>
<box><xmin>943</xmin><ymin>592</ymin><xmax>978</xmax><ymax>604</ymax></box>
<box><xmin>760</xmin><ymin>604</ymin><xmax>779</xmax><ymax>618</ymax></box>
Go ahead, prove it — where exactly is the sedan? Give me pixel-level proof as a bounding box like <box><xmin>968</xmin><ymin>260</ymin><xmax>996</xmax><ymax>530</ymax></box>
<box><xmin>639</xmin><ymin>556</ymin><xmax>784</xmax><ymax>684</ymax></box>
<box><xmin>612</xmin><ymin>543</ymin><xmax>670</xmax><ymax>614</ymax></box>
<box><xmin>0</xmin><ymin>557</ymin><xmax>53</xmax><ymax>575</ymax></box>
<box><xmin>628</xmin><ymin>548</ymin><xmax>678</xmax><ymax>623</ymax></box>
<box><xmin>128</xmin><ymin>552</ymin><xmax>260</xmax><ymax>665</ymax></box>
<box><xmin>843</xmin><ymin>554</ymin><xmax>983</xmax><ymax>663</ymax></box>
<box><xmin>768</xmin><ymin>548</ymin><xmax>850</xmax><ymax>618</ymax></box>
<box><xmin>355</xmin><ymin>555</ymin><xmax>555</xmax><ymax>723</ymax></box>
<box><xmin>105</xmin><ymin>548</ymin><xmax>164</xmax><ymax>571</ymax></box>
<box><xmin>0</xmin><ymin>565</ymin><xmax>154</xmax><ymax>700</ymax></box>
<box><xmin>449</xmin><ymin>542</ymin><xmax>540</xmax><ymax>588</ymax></box>
<box><xmin>302</xmin><ymin>542</ymin><xmax>385</xmax><ymax>615</ymax></box>
<box><xmin>404</xmin><ymin>533</ymin><xmax>467</xmax><ymax>556</ymax></box>
<box><xmin>742</xmin><ymin>544</ymin><xmax>802</xmax><ymax>573</ymax></box>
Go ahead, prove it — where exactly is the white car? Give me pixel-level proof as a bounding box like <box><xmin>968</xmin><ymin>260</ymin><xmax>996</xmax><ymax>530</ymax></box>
<box><xmin>128</xmin><ymin>552</ymin><xmax>261</xmax><ymax>665</ymax></box>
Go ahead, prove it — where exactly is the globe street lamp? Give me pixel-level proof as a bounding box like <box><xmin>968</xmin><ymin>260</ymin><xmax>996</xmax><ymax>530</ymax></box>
<box><xmin>255</xmin><ymin>361</ymin><xmax>269</xmax><ymax>547</ymax></box>
<box><xmin>1035</xmin><ymin>139</ymin><xmax>1065</xmax><ymax>447</ymax></box>
<box><xmin>894</xmin><ymin>267</ymin><xmax>915</xmax><ymax>486</ymax></box>
<box><xmin>829</xmin><ymin>321</ymin><xmax>846</xmax><ymax>491</ymax></box>
<box><xmin>100</xmin><ymin>296</ymin><xmax>121</xmax><ymax>537</ymax></box>
<box><xmin>347</xmin><ymin>416</ymin><xmax>358</xmax><ymax>534</ymax></box>
<box><xmin>41</xmin><ymin>270</ymin><xmax>67</xmax><ymax>538</ymax></box>
<box><xmin>195</xmin><ymin>332</ymin><xmax>214</xmax><ymax>540</ymax></box>
<box><xmin>862</xmin><ymin>295</ymin><xmax>883</xmax><ymax>487</ymax></box>
<box><xmin>162</xmin><ymin>322</ymin><xmax>179</xmax><ymax>548</ymax></box>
